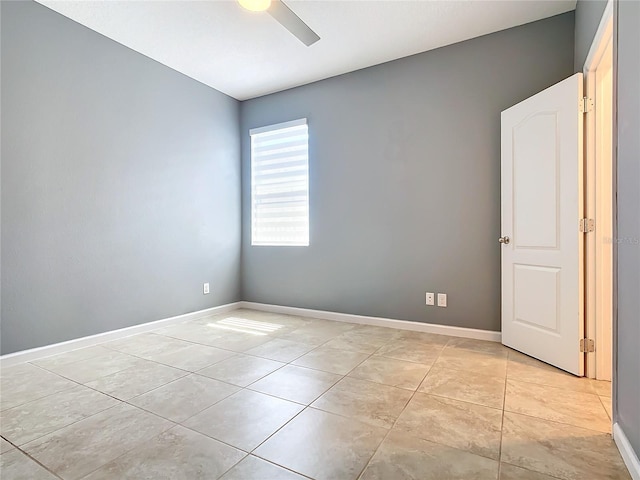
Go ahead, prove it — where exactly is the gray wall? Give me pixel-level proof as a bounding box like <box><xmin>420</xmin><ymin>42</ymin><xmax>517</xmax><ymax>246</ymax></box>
<box><xmin>0</xmin><ymin>1</ymin><xmax>241</xmax><ymax>354</ymax></box>
<box><xmin>240</xmin><ymin>13</ymin><xmax>575</xmax><ymax>332</ymax></box>
<box><xmin>574</xmin><ymin>0</ymin><xmax>608</xmax><ymax>70</ymax></box>
<box><xmin>615</xmin><ymin>0</ymin><xmax>640</xmax><ymax>459</ymax></box>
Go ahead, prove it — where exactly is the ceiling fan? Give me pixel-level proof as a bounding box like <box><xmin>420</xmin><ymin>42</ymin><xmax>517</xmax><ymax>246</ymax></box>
<box><xmin>238</xmin><ymin>0</ymin><xmax>320</xmax><ymax>46</ymax></box>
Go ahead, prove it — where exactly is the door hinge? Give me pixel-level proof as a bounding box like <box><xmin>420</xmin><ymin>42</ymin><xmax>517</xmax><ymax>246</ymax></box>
<box><xmin>580</xmin><ymin>338</ymin><xmax>595</xmax><ymax>353</ymax></box>
<box><xmin>581</xmin><ymin>96</ymin><xmax>594</xmax><ymax>113</ymax></box>
<box><xmin>580</xmin><ymin>218</ymin><xmax>595</xmax><ymax>233</ymax></box>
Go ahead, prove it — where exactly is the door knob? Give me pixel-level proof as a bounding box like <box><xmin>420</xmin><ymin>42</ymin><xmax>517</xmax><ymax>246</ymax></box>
<box><xmin>499</xmin><ymin>236</ymin><xmax>510</xmax><ymax>245</ymax></box>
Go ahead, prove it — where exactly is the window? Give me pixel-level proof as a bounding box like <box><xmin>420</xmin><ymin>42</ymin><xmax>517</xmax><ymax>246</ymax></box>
<box><xmin>250</xmin><ymin>118</ymin><xmax>309</xmax><ymax>246</ymax></box>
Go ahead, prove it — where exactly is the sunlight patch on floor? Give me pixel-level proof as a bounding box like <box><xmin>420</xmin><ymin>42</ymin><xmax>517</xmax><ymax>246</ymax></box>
<box><xmin>206</xmin><ymin>317</ymin><xmax>284</xmax><ymax>336</ymax></box>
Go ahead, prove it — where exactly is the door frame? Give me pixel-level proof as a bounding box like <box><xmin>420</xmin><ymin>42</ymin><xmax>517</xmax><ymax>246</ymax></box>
<box><xmin>583</xmin><ymin>0</ymin><xmax>614</xmax><ymax>381</ymax></box>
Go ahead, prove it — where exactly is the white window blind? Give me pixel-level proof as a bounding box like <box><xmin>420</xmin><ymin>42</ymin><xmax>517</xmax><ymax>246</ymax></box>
<box><xmin>250</xmin><ymin>118</ymin><xmax>309</xmax><ymax>246</ymax></box>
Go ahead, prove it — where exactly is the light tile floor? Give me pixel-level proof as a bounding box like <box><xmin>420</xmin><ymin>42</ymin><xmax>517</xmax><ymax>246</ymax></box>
<box><xmin>0</xmin><ymin>309</ymin><xmax>629</xmax><ymax>480</ymax></box>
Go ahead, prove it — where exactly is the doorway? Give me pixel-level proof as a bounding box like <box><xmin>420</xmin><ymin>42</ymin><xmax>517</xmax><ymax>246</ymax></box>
<box><xmin>499</xmin><ymin>3</ymin><xmax>615</xmax><ymax>381</ymax></box>
<box><xmin>584</xmin><ymin>1</ymin><xmax>614</xmax><ymax>381</ymax></box>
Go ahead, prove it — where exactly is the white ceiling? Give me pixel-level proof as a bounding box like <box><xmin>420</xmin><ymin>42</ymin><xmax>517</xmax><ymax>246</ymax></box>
<box><xmin>36</xmin><ymin>0</ymin><xmax>576</xmax><ymax>100</ymax></box>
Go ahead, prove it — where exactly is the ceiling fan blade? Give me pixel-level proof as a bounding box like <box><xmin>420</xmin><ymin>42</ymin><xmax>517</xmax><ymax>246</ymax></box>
<box><xmin>268</xmin><ymin>0</ymin><xmax>320</xmax><ymax>46</ymax></box>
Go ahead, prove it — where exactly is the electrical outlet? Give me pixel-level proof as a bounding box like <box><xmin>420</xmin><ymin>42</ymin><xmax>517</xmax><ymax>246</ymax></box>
<box><xmin>203</xmin><ymin>283</ymin><xmax>210</xmax><ymax>295</ymax></box>
<box><xmin>426</xmin><ymin>292</ymin><xmax>435</xmax><ymax>306</ymax></box>
<box><xmin>437</xmin><ymin>293</ymin><xmax>447</xmax><ymax>307</ymax></box>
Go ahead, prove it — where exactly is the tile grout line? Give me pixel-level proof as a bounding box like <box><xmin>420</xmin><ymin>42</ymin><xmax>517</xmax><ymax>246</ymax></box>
<box><xmin>52</xmin><ymin>315</ymin><xmax>395</xmax><ymax>455</ymax></box>
<box><xmin>216</xmin><ymin>452</ymin><xmax>315</xmax><ymax>480</ymax></box>
<box><xmin>125</xmin><ymin>381</ymin><xmax>241</xmax><ymax>426</ymax></box>
<box><xmin>246</xmin><ymin>406</ymin><xmax>312</xmax><ymax>464</ymax></box>
<box><xmin>1</xmin><ymin>314</ymin><xmax>407</xmax><ymax>479</ymax></box>
<box><xmin>7</xmin><ymin>310</ymin><xmax>581</xmax><ymax>480</ymax></box>
<box><xmin>2</xmin><ymin>444</ymin><xmax>66</xmax><ymax>480</ymax></box>
<box><xmin>5</xmin><ymin>366</ymin><xmax>220</xmax><ymax>468</ymax></box>
<box><xmin>235</xmin><ymin>332</ymin><xmax>397</xmax><ymax>480</ymax></box>
<box><xmin>26</xmin><ymin>323</ymin><xmax>324</xmax><ymax>413</ymax></box>
<box><xmin>77</xmin><ymin>367</ymin><xmax>192</xmax><ymax>401</ymax></box>
<box><xmin>147</xmin><ymin>322</ymin><xmax>392</xmax><ymax>478</ymax></box>
<box><xmin>355</xmin><ymin>338</ymin><xmax>454</xmax><ymax>480</ymax></box>
<box><xmin>1</xmin><ymin>362</ymin><xmax>89</xmax><ymax>410</ymax></box>
<box><xmin>15</xmin><ymin>315</ymin><xmax>390</xmax><ymax>397</ymax></box>
<box><xmin>192</xmin><ymin>357</ymin><xmax>288</xmax><ymax>386</ymax></box>
<box><xmin>5</xmin><ymin>318</ymin><xmax>300</xmax><ymax>474</ymax></box>
<box><xmin>107</xmin><ymin>320</ymin><xmax>451</xmax><ymax>391</ymax></box>
<box><xmin>598</xmin><ymin>394</ymin><xmax>613</xmax><ymax>421</ymax></box>
<box><xmin>202</xmin><ymin>327</ymin><xmax>492</xmax><ymax>478</ymax></box>
<box><xmin>506</xmin><ymin>376</ymin><xmax>602</xmax><ymax>396</ymax></box>
<box><xmin>355</xmin><ymin>337</ymin><xmax>518</xmax><ymax>478</ymax></box>
<box><xmin>244</xmin><ymin>374</ymin><xmax>340</xmax><ymax>408</ymax></box>
<box><xmin>499</xmin><ymin>409</ymin><xmax>614</xmax><ymax>436</ymax></box>
<box><xmin>244</xmin><ymin>338</ymin><xmax>379</xmax><ymax>454</ymax></box>
<box><xmin>414</xmin><ymin>389</ymin><xmax>504</xmax><ymax>412</ymax></box>
<box><xmin>2</xmin><ymin>404</ymin><xmax>132</xmax><ymax>480</ymax></box>
<box><xmin>497</xmin><ymin>350</ymin><xmax>512</xmax><ymax>479</ymax></box>
<box><xmin>77</xmin><ymin>377</ymin><xmax>327</xmax><ymax>480</ymax></box>
<box><xmin>124</xmin><ymin>371</ymin><xmax>237</xmax><ymax>403</ymax></box>
<box><xmin>248</xmin><ymin>451</ymin><xmax>316</xmax><ymax>480</ymax></box>
<box><xmin>0</xmin><ymin>380</ymin><xmax>85</xmax><ymax>415</ymax></box>
<box><xmin>72</xmin><ymin>421</ymin><xmax>184</xmax><ymax>480</ymax></box>
<box><xmin>500</xmin><ymin>461</ymin><xmax>567</xmax><ymax>480</ymax></box>
<box><xmin>29</xmin><ymin>350</ymin><xmax>164</xmax><ymax>387</ymax></box>
<box><xmin>28</xmin><ymin>345</ymin><xmax>116</xmax><ymax>371</ymax></box>
<box><xmin>2</xmin><ymin>397</ymin><xmax>124</xmax><ymax>453</ymax></box>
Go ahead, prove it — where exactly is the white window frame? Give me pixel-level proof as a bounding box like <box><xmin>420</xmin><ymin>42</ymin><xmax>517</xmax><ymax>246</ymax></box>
<box><xmin>250</xmin><ymin>118</ymin><xmax>309</xmax><ymax>247</ymax></box>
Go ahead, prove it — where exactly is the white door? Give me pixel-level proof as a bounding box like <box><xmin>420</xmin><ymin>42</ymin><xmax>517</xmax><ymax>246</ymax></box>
<box><xmin>501</xmin><ymin>73</ymin><xmax>584</xmax><ymax>375</ymax></box>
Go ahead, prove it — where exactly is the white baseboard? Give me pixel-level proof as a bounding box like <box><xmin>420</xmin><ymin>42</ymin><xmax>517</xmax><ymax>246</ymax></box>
<box><xmin>614</xmin><ymin>422</ymin><xmax>640</xmax><ymax>480</ymax></box>
<box><xmin>240</xmin><ymin>301</ymin><xmax>502</xmax><ymax>342</ymax></box>
<box><xmin>1</xmin><ymin>300</ymin><xmax>501</xmax><ymax>368</ymax></box>
<box><xmin>0</xmin><ymin>302</ymin><xmax>242</xmax><ymax>368</ymax></box>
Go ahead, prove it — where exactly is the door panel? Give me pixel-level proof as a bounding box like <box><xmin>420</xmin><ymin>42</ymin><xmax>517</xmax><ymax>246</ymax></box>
<box><xmin>501</xmin><ymin>73</ymin><xmax>584</xmax><ymax>375</ymax></box>
<box><xmin>513</xmin><ymin>265</ymin><xmax>560</xmax><ymax>332</ymax></box>
<box><xmin>513</xmin><ymin>113</ymin><xmax>559</xmax><ymax>248</ymax></box>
